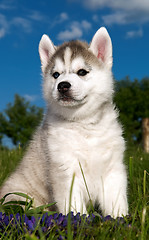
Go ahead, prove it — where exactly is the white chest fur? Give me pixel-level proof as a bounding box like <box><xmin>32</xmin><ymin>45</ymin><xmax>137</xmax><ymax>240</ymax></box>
<box><xmin>47</xmin><ymin>111</ymin><xmax>123</xmax><ymax>172</ymax></box>
<box><xmin>48</xmin><ymin>122</ymin><xmax>108</xmax><ymax>174</ymax></box>
<box><xmin>46</xmin><ymin>113</ymin><xmax>128</xmax><ymax>218</ymax></box>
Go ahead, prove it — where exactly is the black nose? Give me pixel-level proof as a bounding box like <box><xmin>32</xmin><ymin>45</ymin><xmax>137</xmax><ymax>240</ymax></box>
<box><xmin>58</xmin><ymin>81</ymin><xmax>71</xmax><ymax>94</ymax></box>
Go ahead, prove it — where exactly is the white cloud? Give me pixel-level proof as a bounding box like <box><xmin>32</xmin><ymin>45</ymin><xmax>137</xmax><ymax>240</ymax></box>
<box><xmin>24</xmin><ymin>94</ymin><xmax>39</xmax><ymax>102</ymax></box>
<box><xmin>0</xmin><ymin>14</ymin><xmax>33</xmax><ymax>39</ymax></box>
<box><xmin>81</xmin><ymin>0</ymin><xmax>149</xmax><ymax>11</ymax></box>
<box><xmin>0</xmin><ymin>3</ymin><xmax>12</xmax><ymax>9</ymax></box>
<box><xmin>126</xmin><ymin>29</ymin><xmax>143</xmax><ymax>39</ymax></box>
<box><xmin>0</xmin><ymin>0</ymin><xmax>16</xmax><ymax>10</ymax></box>
<box><xmin>0</xmin><ymin>8</ymin><xmax>47</xmax><ymax>39</ymax></box>
<box><xmin>102</xmin><ymin>11</ymin><xmax>128</xmax><ymax>26</ymax></box>
<box><xmin>70</xmin><ymin>0</ymin><xmax>149</xmax><ymax>26</ymax></box>
<box><xmin>0</xmin><ymin>14</ymin><xmax>9</xmax><ymax>38</ymax></box>
<box><xmin>57</xmin><ymin>24</ymin><xmax>82</xmax><ymax>41</ymax></box>
<box><xmin>0</xmin><ymin>28</ymin><xmax>6</xmax><ymax>38</ymax></box>
<box><xmin>28</xmin><ymin>10</ymin><xmax>45</xmax><ymax>21</ymax></box>
<box><xmin>102</xmin><ymin>10</ymin><xmax>149</xmax><ymax>26</ymax></box>
<box><xmin>51</xmin><ymin>12</ymin><xmax>69</xmax><ymax>27</ymax></box>
<box><xmin>57</xmin><ymin>20</ymin><xmax>91</xmax><ymax>41</ymax></box>
<box><xmin>92</xmin><ymin>14</ymin><xmax>99</xmax><ymax>23</ymax></box>
<box><xmin>12</xmin><ymin>17</ymin><xmax>32</xmax><ymax>33</ymax></box>
<box><xmin>0</xmin><ymin>14</ymin><xmax>32</xmax><ymax>39</ymax></box>
<box><xmin>60</xmin><ymin>12</ymin><xmax>69</xmax><ymax>21</ymax></box>
<box><xmin>81</xmin><ymin>20</ymin><xmax>91</xmax><ymax>30</ymax></box>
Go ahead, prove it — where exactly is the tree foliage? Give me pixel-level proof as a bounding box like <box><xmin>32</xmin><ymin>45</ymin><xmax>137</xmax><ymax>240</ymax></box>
<box><xmin>0</xmin><ymin>94</ymin><xmax>43</xmax><ymax>146</ymax></box>
<box><xmin>114</xmin><ymin>76</ymin><xmax>149</xmax><ymax>144</ymax></box>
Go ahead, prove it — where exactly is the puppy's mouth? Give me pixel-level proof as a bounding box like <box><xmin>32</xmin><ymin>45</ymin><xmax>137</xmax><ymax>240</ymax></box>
<box><xmin>58</xmin><ymin>94</ymin><xmax>78</xmax><ymax>105</ymax></box>
<box><xmin>59</xmin><ymin>94</ymin><xmax>75</xmax><ymax>102</ymax></box>
<box><xmin>58</xmin><ymin>93</ymin><xmax>86</xmax><ymax>106</ymax></box>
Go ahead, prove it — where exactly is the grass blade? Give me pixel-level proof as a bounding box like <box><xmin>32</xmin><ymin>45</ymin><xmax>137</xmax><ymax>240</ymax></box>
<box><xmin>67</xmin><ymin>173</ymin><xmax>75</xmax><ymax>240</ymax></box>
<box><xmin>143</xmin><ymin>170</ymin><xmax>146</xmax><ymax>197</ymax></box>
<box><xmin>25</xmin><ymin>202</ymin><xmax>56</xmax><ymax>215</ymax></box>
<box><xmin>79</xmin><ymin>162</ymin><xmax>94</xmax><ymax>213</ymax></box>
<box><xmin>129</xmin><ymin>156</ymin><xmax>133</xmax><ymax>183</ymax></box>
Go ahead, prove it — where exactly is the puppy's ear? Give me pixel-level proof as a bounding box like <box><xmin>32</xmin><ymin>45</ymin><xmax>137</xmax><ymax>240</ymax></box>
<box><xmin>89</xmin><ymin>27</ymin><xmax>112</xmax><ymax>69</ymax></box>
<box><xmin>39</xmin><ymin>34</ymin><xmax>56</xmax><ymax>72</ymax></box>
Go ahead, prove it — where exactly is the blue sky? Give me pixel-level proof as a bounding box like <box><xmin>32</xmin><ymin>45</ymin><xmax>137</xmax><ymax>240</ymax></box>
<box><xmin>0</xmin><ymin>0</ymin><xmax>149</xmax><ymax>112</ymax></box>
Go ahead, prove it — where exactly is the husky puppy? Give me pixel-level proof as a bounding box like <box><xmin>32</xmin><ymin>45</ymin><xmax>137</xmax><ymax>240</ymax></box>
<box><xmin>0</xmin><ymin>27</ymin><xmax>128</xmax><ymax>218</ymax></box>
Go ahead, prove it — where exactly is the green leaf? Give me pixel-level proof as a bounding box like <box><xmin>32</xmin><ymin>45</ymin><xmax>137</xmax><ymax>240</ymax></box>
<box><xmin>3</xmin><ymin>200</ymin><xmax>29</xmax><ymax>206</ymax></box>
<box><xmin>25</xmin><ymin>202</ymin><xmax>57</xmax><ymax>215</ymax></box>
<box><xmin>1</xmin><ymin>192</ymin><xmax>33</xmax><ymax>202</ymax></box>
<box><xmin>25</xmin><ymin>234</ymin><xmax>39</xmax><ymax>240</ymax></box>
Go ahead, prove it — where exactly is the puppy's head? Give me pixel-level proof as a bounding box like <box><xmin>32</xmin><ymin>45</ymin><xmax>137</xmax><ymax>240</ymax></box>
<box><xmin>39</xmin><ymin>27</ymin><xmax>113</xmax><ymax>120</ymax></box>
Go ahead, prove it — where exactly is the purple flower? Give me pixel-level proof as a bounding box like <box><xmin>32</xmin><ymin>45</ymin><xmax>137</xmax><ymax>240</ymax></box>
<box><xmin>27</xmin><ymin>220</ymin><xmax>34</xmax><ymax>231</ymax></box>
<box><xmin>62</xmin><ymin>218</ymin><xmax>67</xmax><ymax>228</ymax></box>
<box><xmin>0</xmin><ymin>212</ymin><xmax>2</xmax><ymax>221</ymax></box>
<box><xmin>41</xmin><ymin>213</ymin><xmax>48</xmax><ymax>223</ymax></box>
<box><xmin>3</xmin><ymin>215</ymin><xmax>9</xmax><ymax>226</ymax></box>
<box><xmin>45</xmin><ymin>215</ymin><xmax>53</xmax><ymax>228</ymax></box>
<box><xmin>0</xmin><ymin>211</ymin><xmax>127</xmax><ymax>239</ymax></box>
<box><xmin>103</xmin><ymin>215</ymin><xmax>113</xmax><ymax>221</ymax></box>
<box><xmin>57</xmin><ymin>235</ymin><xmax>65</xmax><ymax>240</ymax></box>
<box><xmin>57</xmin><ymin>214</ymin><xmax>64</xmax><ymax>225</ymax></box>
<box><xmin>31</xmin><ymin>216</ymin><xmax>36</xmax><ymax>226</ymax></box>
<box><xmin>53</xmin><ymin>213</ymin><xmax>58</xmax><ymax>220</ymax></box>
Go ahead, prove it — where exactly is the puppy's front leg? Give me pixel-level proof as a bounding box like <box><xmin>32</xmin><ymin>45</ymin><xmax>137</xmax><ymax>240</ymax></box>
<box><xmin>69</xmin><ymin>181</ymin><xmax>87</xmax><ymax>215</ymax></box>
<box><xmin>99</xmin><ymin>168</ymin><xmax>128</xmax><ymax>218</ymax></box>
<box><xmin>56</xmin><ymin>176</ymin><xmax>87</xmax><ymax>215</ymax></box>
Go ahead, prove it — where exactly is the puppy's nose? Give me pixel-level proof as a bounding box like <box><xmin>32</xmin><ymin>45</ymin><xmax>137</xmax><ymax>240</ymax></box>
<box><xmin>58</xmin><ymin>81</ymin><xmax>71</xmax><ymax>94</ymax></box>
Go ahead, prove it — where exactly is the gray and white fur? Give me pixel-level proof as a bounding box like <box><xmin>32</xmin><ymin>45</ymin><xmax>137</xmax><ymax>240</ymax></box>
<box><xmin>0</xmin><ymin>27</ymin><xmax>128</xmax><ymax>218</ymax></box>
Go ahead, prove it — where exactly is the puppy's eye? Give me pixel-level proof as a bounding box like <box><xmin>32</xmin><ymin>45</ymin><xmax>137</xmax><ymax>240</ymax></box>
<box><xmin>52</xmin><ymin>72</ymin><xmax>60</xmax><ymax>79</ymax></box>
<box><xmin>77</xmin><ymin>69</ymin><xmax>89</xmax><ymax>76</ymax></box>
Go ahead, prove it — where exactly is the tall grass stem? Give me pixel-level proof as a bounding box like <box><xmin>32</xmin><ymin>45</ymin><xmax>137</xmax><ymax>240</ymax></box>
<box><xmin>67</xmin><ymin>173</ymin><xmax>75</xmax><ymax>240</ymax></box>
<box><xmin>79</xmin><ymin>162</ymin><xmax>94</xmax><ymax>212</ymax></box>
<box><xmin>143</xmin><ymin>170</ymin><xmax>146</xmax><ymax>197</ymax></box>
<box><xmin>129</xmin><ymin>156</ymin><xmax>133</xmax><ymax>183</ymax></box>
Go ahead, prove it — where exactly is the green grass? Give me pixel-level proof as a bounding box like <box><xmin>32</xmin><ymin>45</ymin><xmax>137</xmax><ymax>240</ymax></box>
<box><xmin>0</xmin><ymin>147</ymin><xmax>23</xmax><ymax>187</ymax></box>
<box><xmin>0</xmin><ymin>145</ymin><xmax>149</xmax><ymax>239</ymax></box>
